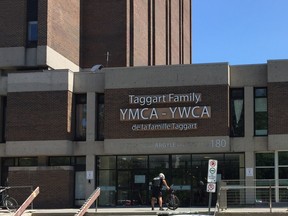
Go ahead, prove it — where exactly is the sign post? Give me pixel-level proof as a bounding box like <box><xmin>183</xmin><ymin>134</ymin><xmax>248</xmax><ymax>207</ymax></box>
<box><xmin>207</xmin><ymin>159</ymin><xmax>218</xmax><ymax>214</ymax></box>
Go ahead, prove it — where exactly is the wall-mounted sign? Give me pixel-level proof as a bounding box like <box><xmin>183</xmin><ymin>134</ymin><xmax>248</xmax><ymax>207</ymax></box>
<box><xmin>246</xmin><ymin>168</ymin><xmax>253</xmax><ymax>177</ymax></box>
<box><xmin>134</xmin><ymin>175</ymin><xmax>146</xmax><ymax>183</ymax></box>
<box><xmin>120</xmin><ymin>92</ymin><xmax>212</xmax><ymax>132</ymax></box>
<box><xmin>86</xmin><ymin>171</ymin><xmax>94</xmax><ymax>180</ymax></box>
<box><xmin>120</xmin><ymin>106</ymin><xmax>211</xmax><ymax>121</ymax></box>
<box><xmin>128</xmin><ymin>93</ymin><xmax>202</xmax><ymax>106</ymax></box>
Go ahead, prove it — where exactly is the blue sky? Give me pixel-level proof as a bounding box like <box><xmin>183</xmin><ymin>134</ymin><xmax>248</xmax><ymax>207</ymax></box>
<box><xmin>192</xmin><ymin>0</ymin><xmax>288</xmax><ymax>65</ymax></box>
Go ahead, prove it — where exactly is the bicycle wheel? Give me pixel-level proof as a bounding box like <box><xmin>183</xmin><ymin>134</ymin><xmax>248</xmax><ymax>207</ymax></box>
<box><xmin>165</xmin><ymin>195</ymin><xmax>180</xmax><ymax>210</ymax></box>
<box><xmin>4</xmin><ymin>197</ymin><xmax>18</xmax><ymax>212</ymax></box>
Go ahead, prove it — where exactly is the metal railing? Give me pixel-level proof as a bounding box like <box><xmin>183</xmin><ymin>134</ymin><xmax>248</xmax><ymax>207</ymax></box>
<box><xmin>74</xmin><ymin>187</ymin><xmax>101</xmax><ymax>216</ymax></box>
<box><xmin>14</xmin><ymin>186</ymin><xmax>40</xmax><ymax>216</ymax></box>
<box><xmin>216</xmin><ymin>179</ymin><xmax>288</xmax><ymax>213</ymax></box>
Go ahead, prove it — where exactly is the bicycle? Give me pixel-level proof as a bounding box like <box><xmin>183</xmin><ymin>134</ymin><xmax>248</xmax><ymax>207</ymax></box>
<box><xmin>0</xmin><ymin>187</ymin><xmax>19</xmax><ymax>212</ymax></box>
<box><xmin>165</xmin><ymin>186</ymin><xmax>180</xmax><ymax>210</ymax></box>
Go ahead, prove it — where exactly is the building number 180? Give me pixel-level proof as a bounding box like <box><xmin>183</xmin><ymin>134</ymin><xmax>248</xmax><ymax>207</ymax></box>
<box><xmin>211</xmin><ymin>139</ymin><xmax>227</xmax><ymax>148</ymax></box>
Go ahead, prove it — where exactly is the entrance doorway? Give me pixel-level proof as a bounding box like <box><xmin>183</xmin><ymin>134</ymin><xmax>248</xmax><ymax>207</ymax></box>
<box><xmin>116</xmin><ymin>156</ymin><xmax>149</xmax><ymax>206</ymax></box>
<box><xmin>97</xmin><ymin>153</ymin><xmax>244</xmax><ymax>207</ymax></box>
<box><xmin>117</xmin><ymin>170</ymin><xmax>148</xmax><ymax>206</ymax></box>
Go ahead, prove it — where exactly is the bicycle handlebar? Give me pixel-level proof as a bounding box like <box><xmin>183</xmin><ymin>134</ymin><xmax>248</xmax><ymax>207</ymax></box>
<box><xmin>0</xmin><ymin>187</ymin><xmax>11</xmax><ymax>193</ymax></box>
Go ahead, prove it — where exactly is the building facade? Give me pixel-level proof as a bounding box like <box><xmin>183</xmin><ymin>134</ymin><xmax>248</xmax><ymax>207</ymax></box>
<box><xmin>0</xmin><ymin>0</ymin><xmax>191</xmax><ymax>71</ymax></box>
<box><xmin>1</xmin><ymin>61</ymin><xmax>288</xmax><ymax>208</ymax></box>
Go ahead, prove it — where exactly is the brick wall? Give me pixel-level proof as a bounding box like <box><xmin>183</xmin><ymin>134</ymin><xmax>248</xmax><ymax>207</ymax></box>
<box><xmin>6</xmin><ymin>91</ymin><xmax>73</xmax><ymax>141</ymax></box>
<box><xmin>46</xmin><ymin>0</ymin><xmax>80</xmax><ymax>65</ymax></box>
<box><xmin>133</xmin><ymin>0</ymin><xmax>149</xmax><ymax>66</ymax></box>
<box><xmin>80</xmin><ymin>0</ymin><xmax>127</xmax><ymax>68</ymax></box>
<box><xmin>154</xmin><ymin>0</ymin><xmax>167</xmax><ymax>65</ymax></box>
<box><xmin>0</xmin><ymin>0</ymin><xmax>26</xmax><ymax>47</ymax></box>
<box><xmin>183</xmin><ymin>0</ymin><xmax>191</xmax><ymax>64</ymax></box>
<box><xmin>268</xmin><ymin>82</ymin><xmax>288</xmax><ymax>134</ymax></box>
<box><xmin>105</xmin><ymin>85</ymin><xmax>229</xmax><ymax>139</ymax></box>
<box><xmin>170</xmin><ymin>0</ymin><xmax>180</xmax><ymax>64</ymax></box>
<box><xmin>38</xmin><ymin>0</ymin><xmax>48</xmax><ymax>46</ymax></box>
<box><xmin>8</xmin><ymin>167</ymin><xmax>74</xmax><ymax>208</ymax></box>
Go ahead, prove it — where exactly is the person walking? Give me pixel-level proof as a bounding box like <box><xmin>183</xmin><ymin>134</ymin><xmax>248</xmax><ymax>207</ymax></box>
<box><xmin>151</xmin><ymin>173</ymin><xmax>170</xmax><ymax>210</ymax></box>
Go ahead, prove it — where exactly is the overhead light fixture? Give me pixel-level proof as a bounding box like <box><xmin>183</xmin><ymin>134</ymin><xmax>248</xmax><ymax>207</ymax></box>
<box><xmin>91</xmin><ymin>64</ymin><xmax>104</xmax><ymax>72</ymax></box>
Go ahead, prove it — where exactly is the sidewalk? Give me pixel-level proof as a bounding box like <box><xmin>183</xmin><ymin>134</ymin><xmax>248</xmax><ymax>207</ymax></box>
<box><xmin>0</xmin><ymin>207</ymin><xmax>214</xmax><ymax>215</ymax></box>
<box><xmin>0</xmin><ymin>207</ymin><xmax>288</xmax><ymax>215</ymax></box>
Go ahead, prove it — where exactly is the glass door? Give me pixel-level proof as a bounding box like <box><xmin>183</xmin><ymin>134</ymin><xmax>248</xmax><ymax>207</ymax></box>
<box><xmin>75</xmin><ymin>171</ymin><xmax>86</xmax><ymax>206</ymax></box>
<box><xmin>117</xmin><ymin>156</ymin><xmax>148</xmax><ymax>206</ymax></box>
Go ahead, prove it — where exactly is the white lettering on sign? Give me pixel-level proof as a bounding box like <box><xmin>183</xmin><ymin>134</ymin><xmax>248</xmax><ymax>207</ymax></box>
<box><xmin>120</xmin><ymin>108</ymin><xmax>159</xmax><ymax>120</ymax></box>
<box><xmin>121</xmin><ymin>92</ymin><xmax>211</xmax><ymax>132</ymax></box>
<box><xmin>211</xmin><ymin>139</ymin><xmax>227</xmax><ymax>148</ymax></box>
<box><xmin>155</xmin><ymin>142</ymin><xmax>177</xmax><ymax>148</ymax></box>
<box><xmin>132</xmin><ymin>123</ymin><xmax>198</xmax><ymax>131</ymax></box>
<box><xmin>170</xmin><ymin>106</ymin><xmax>210</xmax><ymax>118</ymax></box>
<box><xmin>129</xmin><ymin>93</ymin><xmax>202</xmax><ymax>106</ymax></box>
<box><xmin>120</xmin><ymin>106</ymin><xmax>211</xmax><ymax>121</ymax></box>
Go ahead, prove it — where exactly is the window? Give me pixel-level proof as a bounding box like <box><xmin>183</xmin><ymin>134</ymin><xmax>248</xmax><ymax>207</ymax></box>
<box><xmin>0</xmin><ymin>97</ymin><xmax>7</xmax><ymax>143</ymax></box>
<box><xmin>254</xmin><ymin>88</ymin><xmax>267</xmax><ymax>136</ymax></box>
<box><xmin>230</xmin><ymin>88</ymin><xmax>244</xmax><ymax>137</ymax></box>
<box><xmin>255</xmin><ymin>153</ymin><xmax>274</xmax><ymax>179</ymax></box>
<box><xmin>96</xmin><ymin>94</ymin><xmax>104</xmax><ymax>140</ymax></box>
<box><xmin>256</xmin><ymin>153</ymin><xmax>274</xmax><ymax>167</ymax></box>
<box><xmin>27</xmin><ymin>0</ymin><xmax>38</xmax><ymax>47</ymax></box>
<box><xmin>48</xmin><ymin>156</ymin><xmax>85</xmax><ymax>168</ymax></box>
<box><xmin>278</xmin><ymin>152</ymin><xmax>288</xmax><ymax>179</ymax></box>
<box><xmin>49</xmin><ymin>157</ymin><xmax>71</xmax><ymax>166</ymax></box>
<box><xmin>18</xmin><ymin>157</ymin><xmax>38</xmax><ymax>166</ymax></box>
<box><xmin>75</xmin><ymin>94</ymin><xmax>87</xmax><ymax>141</ymax></box>
<box><xmin>255</xmin><ymin>153</ymin><xmax>275</xmax><ymax>202</ymax></box>
<box><xmin>28</xmin><ymin>21</ymin><xmax>38</xmax><ymax>42</ymax></box>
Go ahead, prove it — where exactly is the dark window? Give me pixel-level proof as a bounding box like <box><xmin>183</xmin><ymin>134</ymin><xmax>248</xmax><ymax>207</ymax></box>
<box><xmin>256</xmin><ymin>168</ymin><xmax>274</xmax><ymax>179</ymax></box>
<box><xmin>254</xmin><ymin>88</ymin><xmax>267</xmax><ymax>136</ymax></box>
<box><xmin>230</xmin><ymin>88</ymin><xmax>244</xmax><ymax>137</ymax></box>
<box><xmin>75</xmin><ymin>94</ymin><xmax>87</xmax><ymax>141</ymax></box>
<box><xmin>256</xmin><ymin>153</ymin><xmax>274</xmax><ymax>166</ymax></box>
<box><xmin>279</xmin><ymin>151</ymin><xmax>288</xmax><ymax>165</ymax></box>
<box><xmin>27</xmin><ymin>0</ymin><xmax>38</xmax><ymax>47</ymax></box>
<box><xmin>96</xmin><ymin>94</ymin><xmax>104</xmax><ymax>140</ymax></box>
<box><xmin>27</xmin><ymin>0</ymin><xmax>38</xmax><ymax>21</ymax></box>
<box><xmin>0</xmin><ymin>97</ymin><xmax>7</xmax><ymax>143</ymax></box>
<box><xmin>48</xmin><ymin>156</ymin><xmax>85</xmax><ymax>168</ymax></box>
<box><xmin>18</xmin><ymin>157</ymin><xmax>38</xmax><ymax>166</ymax></box>
<box><xmin>49</xmin><ymin>157</ymin><xmax>72</xmax><ymax>166</ymax></box>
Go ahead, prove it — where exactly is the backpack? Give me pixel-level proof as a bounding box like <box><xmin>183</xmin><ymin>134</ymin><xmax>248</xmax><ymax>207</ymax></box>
<box><xmin>152</xmin><ymin>177</ymin><xmax>161</xmax><ymax>187</ymax></box>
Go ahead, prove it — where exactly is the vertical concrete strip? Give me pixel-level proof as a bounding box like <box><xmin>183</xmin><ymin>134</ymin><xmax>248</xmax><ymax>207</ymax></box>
<box><xmin>14</xmin><ymin>187</ymin><xmax>40</xmax><ymax>216</ymax></box>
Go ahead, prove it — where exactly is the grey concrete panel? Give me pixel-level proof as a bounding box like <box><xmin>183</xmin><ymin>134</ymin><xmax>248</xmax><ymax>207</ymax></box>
<box><xmin>104</xmin><ymin>136</ymin><xmax>230</xmax><ymax>155</ymax></box>
<box><xmin>0</xmin><ymin>47</ymin><xmax>25</xmax><ymax>67</ymax></box>
<box><xmin>268</xmin><ymin>134</ymin><xmax>288</xmax><ymax>150</ymax></box>
<box><xmin>105</xmin><ymin>63</ymin><xmax>229</xmax><ymax>89</ymax></box>
<box><xmin>230</xmin><ymin>64</ymin><xmax>267</xmax><ymax>87</ymax></box>
<box><xmin>7</xmin><ymin>70</ymin><xmax>73</xmax><ymax>92</ymax></box>
<box><xmin>74</xmin><ymin>72</ymin><xmax>104</xmax><ymax>93</ymax></box>
<box><xmin>5</xmin><ymin>140</ymin><xmax>74</xmax><ymax>156</ymax></box>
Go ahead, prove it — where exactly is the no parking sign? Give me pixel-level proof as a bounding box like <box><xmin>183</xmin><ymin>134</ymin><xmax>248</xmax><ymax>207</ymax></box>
<box><xmin>206</xmin><ymin>183</ymin><xmax>216</xmax><ymax>193</ymax></box>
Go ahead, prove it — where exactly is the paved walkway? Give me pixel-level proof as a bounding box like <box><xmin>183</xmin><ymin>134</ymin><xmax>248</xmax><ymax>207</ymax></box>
<box><xmin>0</xmin><ymin>207</ymin><xmax>287</xmax><ymax>215</ymax></box>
